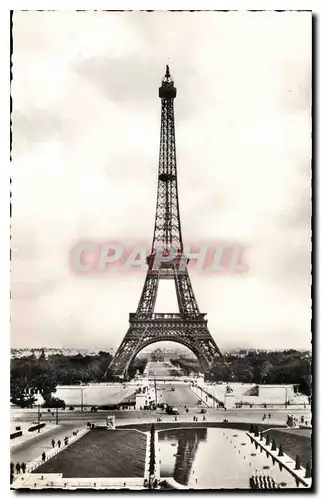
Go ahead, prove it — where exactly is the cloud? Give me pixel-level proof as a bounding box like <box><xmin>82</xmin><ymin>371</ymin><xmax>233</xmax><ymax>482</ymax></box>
<box><xmin>12</xmin><ymin>110</ymin><xmax>63</xmax><ymax>143</ymax></box>
<box><xmin>11</xmin><ymin>11</ymin><xmax>311</xmax><ymax>350</ymax></box>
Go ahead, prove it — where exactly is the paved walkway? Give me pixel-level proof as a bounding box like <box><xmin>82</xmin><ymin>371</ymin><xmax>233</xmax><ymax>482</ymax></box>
<box><xmin>11</xmin><ymin>423</ymin><xmax>84</xmax><ymax>464</ymax></box>
<box><xmin>27</xmin><ymin>428</ymin><xmax>89</xmax><ymax>473</ymax></box>
<box><xmin>13</xmin><ymin>474</ymin><xmax>145</xmax><ymax>490</ymax></box>
<box><xmin>11</xmin><ymin>423</ymin><xmax>58</xmax><ymax>450</ymax></box>
<box><xmin>114</xmin><ymin>409</ymin><xmax>312</xmax><ymax>429</ymax></box>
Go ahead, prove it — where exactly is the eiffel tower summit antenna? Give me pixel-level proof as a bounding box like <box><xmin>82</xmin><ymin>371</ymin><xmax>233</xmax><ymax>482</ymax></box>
<box><xmin>108</xmin><ymin>67</ymin><xmax>223</xmax><ymax>378</ymax></box>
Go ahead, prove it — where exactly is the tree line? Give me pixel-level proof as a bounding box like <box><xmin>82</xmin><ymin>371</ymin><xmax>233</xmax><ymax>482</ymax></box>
<box><xmin>10</xmin><ymin>350</ymin><xmax>147</xmax><ymax>407</ymax></box>
<box><xmin>171</xmin><ymin>349</ymin><xmax>312</xmax><ymax>395</ymax></box>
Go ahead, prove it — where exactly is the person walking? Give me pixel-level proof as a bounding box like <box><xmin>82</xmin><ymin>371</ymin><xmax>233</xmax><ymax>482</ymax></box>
<box><xmin>57</xmin><ymin>439</ymin><xmax>61</xmax><ymax>449</ymax></box>
<box><xmin>42</xmin><ymin>452</ymin><xmax>46</xmax><ymax>462</ymax></box>
<box><xmin>51</xmin><ymin>438</ymin><xmax>55</xmax><ymax>448</ymax></box>
<box><xmin>15</xmin><ymin>463</ymin><xmax>21</xmax><ymax>474</ymax></box>
<box><xmin>21</xmin><ymin>462</ymin><xmax>26</xmax><ymax>474</ymax></box>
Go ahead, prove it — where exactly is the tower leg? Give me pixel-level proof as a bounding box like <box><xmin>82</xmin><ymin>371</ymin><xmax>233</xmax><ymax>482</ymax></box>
<box><xmin>109</xmin><ymin>322</ymin><xmax>222</xmax><ymax>378</ymax></box>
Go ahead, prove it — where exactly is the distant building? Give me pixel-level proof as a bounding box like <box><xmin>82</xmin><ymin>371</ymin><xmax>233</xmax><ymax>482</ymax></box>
<box><xmin>151</xmin><ymin>348</ymin><xmax>164</xmax><ymax>362</ymax></box>
<box><xmin>11</xmin><ymin>347</ymin><xmax>114</xmax><ymax>359</ymax></box>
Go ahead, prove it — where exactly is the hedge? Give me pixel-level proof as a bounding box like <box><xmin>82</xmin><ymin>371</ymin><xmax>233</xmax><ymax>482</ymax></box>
<box><xmin>10</xmin><ymin>430</ymin><xmax>23</xmax><ymax>439</ymax></box>
<box><xmin>28</xmin><ymin>422</ymin><xmax>46</xmax><ymax>432</ymax></box>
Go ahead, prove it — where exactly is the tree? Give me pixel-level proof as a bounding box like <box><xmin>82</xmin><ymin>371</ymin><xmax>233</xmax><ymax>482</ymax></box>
<box><xmin>11</xmin><ymin>351</ymin><xmax>116</xmax><ymax>406</ymax></box>
<box><xmin>127</xmin><ymin>357</ymin><xmax>148</xmax><ymax>379</ymax></box>
<box><xmin>42</xmin><ymin>397</ymin><xmax>65</xmax><ymax>409</ymax></box>
<box><xmin>203</xmin><ymin>349</ymin><xmax>312</xmax><ymax>393</ymax></box>
<box><xmin>10</xmin><ymin>379</ymin><xmax>36</xmax><ymax>408</ymax></box>
<box><xmin>170</xmin><ymin>358</ymin><xmax>200</xmax><ymax>376</ymax></box>
<box><xmin>11</xmin><ymin>354</ymin><xmax>56</xmax><ymax>407</ymax></box>
<box><xmin>33</xmin><ymin>370</ymin><xmax>57</xmax><ymax>404</ymax></box>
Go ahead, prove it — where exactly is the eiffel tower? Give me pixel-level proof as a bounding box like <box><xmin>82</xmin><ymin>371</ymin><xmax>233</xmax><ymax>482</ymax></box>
<box><xmin>109</xmin><ymin>66</ymin><xmax>223</xmax><ymax>378</ymax></box>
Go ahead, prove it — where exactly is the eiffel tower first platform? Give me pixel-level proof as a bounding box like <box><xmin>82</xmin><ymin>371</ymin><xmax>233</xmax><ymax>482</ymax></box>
<box><xmin>109</xmin><ymin>66</ymin><xmax>223</xmax><ymax>378</ymax></box>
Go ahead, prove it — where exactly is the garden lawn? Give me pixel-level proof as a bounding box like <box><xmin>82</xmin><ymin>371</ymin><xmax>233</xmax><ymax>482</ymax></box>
<box><xmin>263</xmin><ymin>428</ymin><xmax>312</xmax><ymax>465</ymax></box>
<box><xmin>35</xmin><ymin>429</ymin><xmax>147</xmax><ymax>477</ymax></box>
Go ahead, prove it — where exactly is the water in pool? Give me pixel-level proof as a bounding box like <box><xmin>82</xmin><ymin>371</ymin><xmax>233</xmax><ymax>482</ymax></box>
<box><xmin>158</xmin><ymin>427</ymin><xmax>302</xmax><ymax>489</ymax></box>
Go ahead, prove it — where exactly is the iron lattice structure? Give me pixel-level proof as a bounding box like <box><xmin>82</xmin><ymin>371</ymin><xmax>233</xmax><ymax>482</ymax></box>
<box><xmin>109</xmin><ymin>66</ymin><xmax>223</xmax><ymax>378</ymax></box>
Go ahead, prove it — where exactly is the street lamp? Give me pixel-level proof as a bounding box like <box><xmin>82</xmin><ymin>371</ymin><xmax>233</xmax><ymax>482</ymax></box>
<box><xmin>37</xmin><ymin>404</ymin><xmax>41</xmax><ymax>433</ymax></box>
<box><xmin>308</xmin><ymin>357</ymin><xmax>312</xmax><ymax>405</ymax></box>
<box><xmin>81</xmin><ymin>388</ymin><xmax>84</xmax><ymax>412</ymax></box>
<box><xmin>154</xmin><ymin>378</ymin><xmax>158</xmax><ymax>406</ymax></box>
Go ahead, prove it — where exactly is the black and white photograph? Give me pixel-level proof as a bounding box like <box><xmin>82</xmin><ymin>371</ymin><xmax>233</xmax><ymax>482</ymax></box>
<box><xmin>10</xmin><ymin>9</ymin><xmax>312</xmax><ymax>491</ymax></box>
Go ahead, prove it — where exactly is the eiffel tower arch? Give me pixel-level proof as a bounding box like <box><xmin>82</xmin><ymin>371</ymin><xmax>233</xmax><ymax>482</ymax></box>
<box><xmin>109</xmin><ymin>66</ymin><xmax>223</xmax><ymax>378</ymax></box>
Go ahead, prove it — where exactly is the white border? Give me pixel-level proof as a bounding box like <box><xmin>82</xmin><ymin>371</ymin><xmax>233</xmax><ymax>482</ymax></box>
<box><xmin>2</xmin><ymin>1</ymin><xmax>318</xmax><ymax>11</ymax></box>
<box><xmin>1</xmin><ymin>2</ymin><xmax>320</xmax><ymax>499</ymax></box>
<box><xmin>0</xmin><ymin>5</ymin><xmax>11</xmax><ymax>499</ymax></box>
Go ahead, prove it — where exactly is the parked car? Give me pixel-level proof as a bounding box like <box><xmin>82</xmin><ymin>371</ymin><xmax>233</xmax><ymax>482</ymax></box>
<box><xmin>200</xmin><ymin>409</ymin><xmax>207</xmax><ymax>414</ymax></box>
<box><xmin>166</xmin><ymin>406</ymin><xmax>179</xmax><ymax>415</ymax></box>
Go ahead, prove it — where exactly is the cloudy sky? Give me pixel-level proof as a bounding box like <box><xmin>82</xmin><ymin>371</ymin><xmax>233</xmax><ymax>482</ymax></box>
<box><xmin>11</xmin><ymin>11</ymin><xmax>311</xmax><ymax>351</ymax></box>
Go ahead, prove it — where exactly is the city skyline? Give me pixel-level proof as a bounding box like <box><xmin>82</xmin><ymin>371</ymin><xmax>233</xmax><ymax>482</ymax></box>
<box><xmin>11</xmin><ymin>345</ymin><xmax>312</xmax><ymax>353</ymax></box>
<box><xmin>11</xmin><ymin>11</ymin><xmax>311</xmax><ymax>351</ymax></box>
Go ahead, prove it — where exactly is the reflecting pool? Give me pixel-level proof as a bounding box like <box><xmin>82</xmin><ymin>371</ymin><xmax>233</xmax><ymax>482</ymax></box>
<box><xmin>158</xmin><ymin>427</ymin><xmax>302</xmax><ymax>489</ymax></box>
